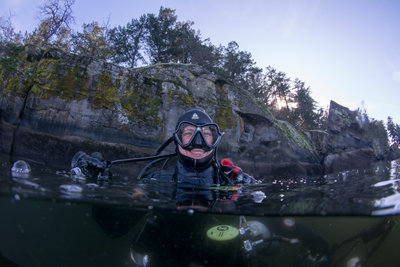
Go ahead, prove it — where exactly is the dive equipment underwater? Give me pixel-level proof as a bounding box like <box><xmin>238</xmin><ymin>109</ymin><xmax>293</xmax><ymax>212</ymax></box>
<box><xmin>206</xmin><ymin>225</ymin><xmax>239</xmax><ymax>241</ymax></box>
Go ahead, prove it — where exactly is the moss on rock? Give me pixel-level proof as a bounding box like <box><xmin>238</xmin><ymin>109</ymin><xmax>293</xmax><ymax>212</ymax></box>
<box><xmin>214</xmin><ymin>84</ymin><xmax>236</xmax><ymax>130</ymax></box>
<box><xmin>92</xmin><ymin>72</ymin><xmax>119</xmax><ymax>108</ymax></box>
<box><xmin>275</xmin><ymin>119</ymin><xmax>317</xmax><ymax>157</ymax></box>
<box><xmin>120</xmin><ymin>81</ymin><xmax>162</xmax><ymax>125</ymax></box>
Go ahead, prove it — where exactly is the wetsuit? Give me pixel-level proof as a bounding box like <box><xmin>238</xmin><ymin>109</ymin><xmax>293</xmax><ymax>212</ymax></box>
<box><xmin>142</xmin><ymin>155</ymin><xmax>256</xmax><ymax>187</ymax></box>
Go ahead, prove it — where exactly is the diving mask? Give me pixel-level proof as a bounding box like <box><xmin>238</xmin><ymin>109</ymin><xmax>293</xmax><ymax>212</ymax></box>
<box><xmin>174</xmin><ymin>122</ymin><xmax>224</xmax><ymax>151</ymax></box>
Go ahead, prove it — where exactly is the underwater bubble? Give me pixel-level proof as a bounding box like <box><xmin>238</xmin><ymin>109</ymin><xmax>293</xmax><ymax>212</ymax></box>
<box><xmin>251</xmin><ymin>191</ymin><xmax>266</xmax><ymax>203</ymax></box>
<box><xmin>11</xmin><ymin>160</ymin><xmax>31</xmax><ymax>178</ymax></box>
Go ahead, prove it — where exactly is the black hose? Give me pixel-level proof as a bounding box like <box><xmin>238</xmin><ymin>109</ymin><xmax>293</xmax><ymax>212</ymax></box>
<box><xmin>110</xmin><ymin>153</ymin><xmax>177</xmax><ymax>166</ymax></box>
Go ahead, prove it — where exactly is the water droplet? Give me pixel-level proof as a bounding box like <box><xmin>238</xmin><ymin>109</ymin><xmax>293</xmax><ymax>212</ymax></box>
<box><xmin>11</xmin><ymin>160</ymin><xmax>31</xmax><ymax>178</ymax></box>
<box><xmin>251</xmin><ymin>191</ymin><xmax>266</xmax><ymax>203</ymax></box>
<box><xmin>11</xmin><ymin>160</ymin><xmax>31</xmax><ymax>174</ymax></box>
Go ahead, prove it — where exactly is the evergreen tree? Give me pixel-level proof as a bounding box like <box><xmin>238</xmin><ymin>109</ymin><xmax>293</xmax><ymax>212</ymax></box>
<box><xmin>108</xmin><ymin>16</ymin><xmax>147</xmax><ymax>67</ymax></box>
<box><xmin>387</xmin><ymin>116</ymin><xmax>400</xmax><ymax>146</ymax></box>
<box><xmin>170</xmin><ymin>21</ymin><xmax>207</xmax><ymax>64</ymax></box>
<box><xmin>188</xmin><ymin>39</ymin><xmax>222</xmax><ymax>72</ymax></box>
<box><xmin>221</xmin><ymin>41</ymin><xmax>257</xmax><ymax>85</ymax></box>
<box><xmin>144</xmin><ymin>6</ymin><xmax>178</xmax><ymax>64</ymax></box>
<box><xmin>263</xmin><ymin>66</ymin><xmax>292</xmax><ymax>118</ymax></box>
<box><xmin>246</xmin><ymin>69</ymin><xmax>270</xmax><ymax>107</ymax></box>
<box><xmin>291</xmin><ymin>78</ymin><xmax>318</xmax><ymax>129</ymax></box>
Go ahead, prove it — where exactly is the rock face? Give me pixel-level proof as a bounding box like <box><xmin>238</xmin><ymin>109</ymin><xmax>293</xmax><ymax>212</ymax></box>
<box><xmin>320</xmin><ymin>101</ymin><xmax>389</xmax><ymax>173</ymax></box>
<box><xmin>0</xmin><ymin>45</ymin><xmax>391</xmax><ymax>179</ymax></box>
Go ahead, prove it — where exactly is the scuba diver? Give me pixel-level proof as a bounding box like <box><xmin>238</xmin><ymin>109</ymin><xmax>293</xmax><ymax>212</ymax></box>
<box><xmin>71</xmin><ymin>107</ymin><xmax>258</xmax><ymax>185</ymax></box>
<box><xmin>70</xmin><ymin>107</ymin><xmax>396</xmax><ymax>267</ymax></box>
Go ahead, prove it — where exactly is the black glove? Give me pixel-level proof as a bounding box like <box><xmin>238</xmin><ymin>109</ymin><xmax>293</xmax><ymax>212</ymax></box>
<box><xmin>71</xmin><ymin>151</ymin><xmax>110</xmax><ymax>179</ymax></box>
<box><xmin>220</xmin><ymin>159</ymin><xmax>259</xmax><ymax>184</ymax></box>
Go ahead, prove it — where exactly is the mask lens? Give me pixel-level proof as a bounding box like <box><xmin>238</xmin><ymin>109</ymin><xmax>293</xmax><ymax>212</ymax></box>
<box><xmin>178</xmin><ymin>123</ymin><xmax>196</xmax><ymax>145</ymax></box>
<box><xmin>201</xmin><ymin>125</ymin><xmax>218</xmax><ymax>146</ymax></box>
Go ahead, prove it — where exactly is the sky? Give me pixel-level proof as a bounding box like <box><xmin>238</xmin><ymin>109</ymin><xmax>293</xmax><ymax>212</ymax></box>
<box><xmin>1</xmin><ymin>0</ymin><xmax>399</xmax><ymax>124</ymax></box>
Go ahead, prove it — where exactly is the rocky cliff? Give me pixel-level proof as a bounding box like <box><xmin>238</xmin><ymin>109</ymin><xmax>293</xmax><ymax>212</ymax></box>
<box><xmin>0</xmin><ymin>45</ymin><xmax>391</xmax><ymax>179</ymax></box>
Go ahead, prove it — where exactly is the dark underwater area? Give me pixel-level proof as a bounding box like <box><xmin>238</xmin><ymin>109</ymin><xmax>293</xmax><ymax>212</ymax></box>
<box><xmin>1</xmin><ymin>152</ymin><xmax>400</xmax><ymax>266</ymax></box>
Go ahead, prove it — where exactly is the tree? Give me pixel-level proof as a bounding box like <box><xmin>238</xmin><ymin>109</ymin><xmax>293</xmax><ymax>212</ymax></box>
<box><xmin>262</xmin><ymin>66</ymin><xmax>293</xmax><ymax>118</ymax></box>
<box><xmin>27</xmin><ymin>0</ymin><xmax>75</xmax><ymax>48</ymax></box>
<box><xmin>0</xmin><ymin>14</ymin><xmax>23</xmax><ymax>44</ymax></box>
<box><xmin>170</xmin><ymin>21</ymin><xmax>199</xmax><ymax>63</ymax></box>
<box><xmin>220</xmin><ymin>41</ymin><xmax>257</xmax><ymax>84</ymax></box>
<box><xmin>0</xmin><ymin>15</ymin><xmax>24</xmax><ymax>75</ymax></box>
<box><xmin>387</xmin><ymin>116</ymin><xmax>400</xmax><ymax>146</ymax></box>
<box><xmin>144</xmin><ymin>6</ymin><xmax>178</xmax><ymax>64</ymax></box>
<box><xmin>246</xmin><ymin>69</ymin><xmax>270</xmax><ymax>106</ymax></box>
<box><xmin>71</xmin><ymin>21</ymin><xmax>110</xmax><ymax>59</ymax></box>
<box><xmin>188</xmin><ymin>39</ymin><xmax>222</xmax><ymax>72</ymax></box>
<box><xmin>291</xmin><ymin>78</ymin><xmax>318</xmax><ymax>129</ymax></box>
<box><xmin>109</xmin><ymin>16</ymin><xmax>147</xmax><ymax>67</ymax></box>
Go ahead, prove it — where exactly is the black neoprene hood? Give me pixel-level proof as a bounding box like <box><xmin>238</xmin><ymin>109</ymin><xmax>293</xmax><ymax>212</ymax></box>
<box><xmin>175</xmin><ymin>107</ymin><xmax>213</xmax><ymax>130</ymax></box>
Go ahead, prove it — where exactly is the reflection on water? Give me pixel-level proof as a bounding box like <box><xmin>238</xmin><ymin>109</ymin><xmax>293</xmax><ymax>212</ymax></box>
<box><xmin>0</xmin><ymin>155</ymin><xmax>400</xmax><ymax>266</ymax></box>
<box><xmin>372</xmin><ymin>160</ymin><xmax>400</xmax><ymax>216</ymax></box>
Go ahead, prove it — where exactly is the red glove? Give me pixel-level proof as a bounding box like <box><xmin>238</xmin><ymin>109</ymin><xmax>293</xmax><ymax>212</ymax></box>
<box><xmin>221</xmin><ymin>158</ymin><xmax>242</xmax><ymax>179</ymax></box>
<box><xmin>220</xmin><ymin>159</ymin><xmax>258</xmax><ymax>184</ymax></box>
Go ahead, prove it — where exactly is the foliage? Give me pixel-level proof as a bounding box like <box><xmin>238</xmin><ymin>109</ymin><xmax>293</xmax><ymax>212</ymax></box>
<box><xmin>290</xmin><ymin>78</ymin><xmax>318</xmax><ymax>129</ymax></box>
<box><xmin>71</xmin><ymin>21</ymin><xmax>110</xmax><ymax>60</ymax></box>
<box><xmin>387</xmin><ymin>116</ymin><xmax>400</xmax><ymax>146</ymax></box>
<box><xmin>144</xmin><ymin>7</ymin><xmax>178</xmax><ymax>64</ymax></box>
<box><xmin>26</xmin><ymin>0</ymin><xmax>75</xmax><ymax>50</ymax></box>
<box><xmin>108</xmin><ymin>16</ymin><xmax>147</xmax><ymax>67</ymax></box>
<box><xmin>0</xmin><ymin>14</ymin><xmax>23</xmax><ymax>44</ymax></box>
<box><xmin>0</xmin><ymin>42</ymin><xmax>24</xmax><ymax>75</ymax></box>
<box><xmin>218</xmin><ymin>41</ymin><xmax>260</xmax><ymax>86</ymax></box>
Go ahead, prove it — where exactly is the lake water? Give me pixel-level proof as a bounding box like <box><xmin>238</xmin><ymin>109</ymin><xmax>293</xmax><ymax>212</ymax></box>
<box><xmin>0</xmin><ymin>153</ymin><xmax>400</xmax><ymax>266</ymax></box>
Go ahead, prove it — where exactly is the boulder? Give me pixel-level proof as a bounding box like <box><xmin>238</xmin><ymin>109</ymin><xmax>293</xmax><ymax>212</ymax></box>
<box><xmin>322</xmin><ymin>101</ymin><xmax>388</xmax><ymax>173</ymax></box>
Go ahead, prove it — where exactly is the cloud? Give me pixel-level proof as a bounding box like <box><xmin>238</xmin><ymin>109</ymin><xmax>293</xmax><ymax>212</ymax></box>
<box><xmin>393</xmin><ymin>70</ymin><xmax>400</xmax><ymax>82</ymax></box>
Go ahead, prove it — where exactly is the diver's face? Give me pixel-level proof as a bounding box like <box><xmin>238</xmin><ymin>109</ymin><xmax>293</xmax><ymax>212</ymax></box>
<box><xmin>179</xmin><ymin>125</ymin><xmax>214</xmax><ymax>159</ymax></box>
